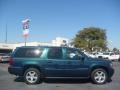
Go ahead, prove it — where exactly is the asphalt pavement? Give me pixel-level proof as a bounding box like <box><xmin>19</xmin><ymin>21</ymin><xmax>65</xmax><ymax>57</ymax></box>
<box><xmin>0</xmin><ymin>62</ymin><xmax>120</xmax><ymax>90</ymax></box>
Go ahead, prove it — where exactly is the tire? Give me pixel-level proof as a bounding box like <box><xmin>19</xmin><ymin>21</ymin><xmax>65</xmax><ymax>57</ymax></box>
<box><xmin>91</xmin><ymin>68</ymin><xmax>108</xmax><ymax>84</ymax></box>
<box><xmin>24</xmin><ymin>68</ymin><xmax>41</xmax><ymax>84</ymax></box>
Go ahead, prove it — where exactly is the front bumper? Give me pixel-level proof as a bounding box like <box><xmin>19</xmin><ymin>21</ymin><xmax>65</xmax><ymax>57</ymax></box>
<box><xmin>108</xmin><ymin>67</ymin><xmax>114</xmax><ymax>78</ymax></box>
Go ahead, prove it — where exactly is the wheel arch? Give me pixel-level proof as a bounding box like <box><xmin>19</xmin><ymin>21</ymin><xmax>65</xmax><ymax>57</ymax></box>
<box><xmin>90</xmin><ymin>65</ymin><xmax>109</xmax><ymax>76</ymax></box>
<box><xmin>23</xmin><ymin>64</ymin><xmax>42</xmax><ymax>75</ymax></box>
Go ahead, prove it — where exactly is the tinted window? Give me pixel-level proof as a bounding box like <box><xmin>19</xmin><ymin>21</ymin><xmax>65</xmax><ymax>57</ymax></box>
<box><xmin>65</xmin><ymin>48</ymin><xmax>82</xmax><ymax>60</ymax></box>
<box><xmin>47</xmin><ymin>47</ymin><xmax>62</xmax><ymax>59</ymax></box>
<box><xmin>14</xmin><ymin>48</ymin><xmax>44</xmax><ymax>58</ymax></box>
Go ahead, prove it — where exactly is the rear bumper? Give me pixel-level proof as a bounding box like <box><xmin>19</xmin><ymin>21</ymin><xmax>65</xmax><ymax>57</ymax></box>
<box><xmin>8</xmin><ymin>66</ymin><xmax>23</xmax><ymax>76</ymax></box>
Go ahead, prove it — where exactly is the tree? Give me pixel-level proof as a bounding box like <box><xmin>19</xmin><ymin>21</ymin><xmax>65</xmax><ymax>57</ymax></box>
<box><xmin>72</xmin><ymin>27</ymin><xmax>107</xmax><ymax>52</ymax></box>
<box><xmin>112</xmin><ymin>48</ymin><xmax>119</xmax><ymax>54</ymax></box>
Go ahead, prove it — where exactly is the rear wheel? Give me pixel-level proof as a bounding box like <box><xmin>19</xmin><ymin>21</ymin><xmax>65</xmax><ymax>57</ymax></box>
<box><xmin>91</xmin><ymin>68</ymin><xmax>108</xmax><ymax>84</ymax></box>
<box><xmin>24</xmin><ymin>68</ymin><xmax>41</xmax><ymax>84</ymax></box>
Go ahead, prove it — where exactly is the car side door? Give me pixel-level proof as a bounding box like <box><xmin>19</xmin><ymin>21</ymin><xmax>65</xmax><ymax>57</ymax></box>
<box><xmin>63</xmin><ymin>48</ymin><xmax>89</xmax><ymax>77</ymax></box>
<box><xmin>44</xmin><ymin>47</ymin><xmax>69</xmax><ymax>77</ymax></box>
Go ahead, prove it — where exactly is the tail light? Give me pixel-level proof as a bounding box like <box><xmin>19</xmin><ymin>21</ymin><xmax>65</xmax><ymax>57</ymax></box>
<box><xmin>9</xmin><ymin>57</ymin><xmax>13</xmax><ymax>65</ymax></box>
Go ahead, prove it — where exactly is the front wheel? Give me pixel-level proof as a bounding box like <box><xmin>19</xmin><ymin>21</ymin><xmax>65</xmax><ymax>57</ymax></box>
<box><xmin>24</xmin><ymin>68</ymin><xmax>41</xmax><ymax>84</ymax></box>
<box><xmin>91</xmin><ymin>68</ymin><xmax>108</xmax><ymax>84</ymax></box>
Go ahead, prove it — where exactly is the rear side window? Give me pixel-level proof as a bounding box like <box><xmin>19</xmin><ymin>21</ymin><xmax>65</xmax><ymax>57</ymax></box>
<box><xmin>47</xmin><ymin>47</ymin><xmax>62</xmax><ymax>59</ymax></box>
<box><xmin>14</xmin><ymin>48</ymin><xmax>44</xmax><ymax>58</ymax></box>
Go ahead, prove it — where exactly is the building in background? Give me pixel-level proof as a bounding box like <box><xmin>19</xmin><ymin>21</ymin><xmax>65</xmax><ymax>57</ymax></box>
<box><xmin>0</xmin><ymin>37</ymin><xmax>70</xmax><ymax>53</ymax></box>
<box><xmin>52</xmin><ymin>37</ymin><xmax>69</xmax><ymax>46</ymax></box>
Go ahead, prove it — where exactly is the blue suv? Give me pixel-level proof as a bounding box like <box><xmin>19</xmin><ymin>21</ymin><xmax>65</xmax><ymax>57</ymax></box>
<box><xmin>8</xmin><ymin>46</ymin><xmax>114</xmax><ymax>84</ymax></box>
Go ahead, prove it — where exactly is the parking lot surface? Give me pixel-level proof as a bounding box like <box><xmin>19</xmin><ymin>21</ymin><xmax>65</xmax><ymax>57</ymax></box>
<box><xmin>0</xmin><ymin>62</ymin><xmax>120</xmax><ymax>90</ymax></box>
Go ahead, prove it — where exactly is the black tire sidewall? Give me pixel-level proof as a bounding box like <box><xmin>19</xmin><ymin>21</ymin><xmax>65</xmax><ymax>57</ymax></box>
<box><xmin>24</xmin><ymin>68</ymin><xmax>41</xmax><ymax>84</ymax></box>
<box><xmin>91</xmin><ymin>68</ymin><xmax>108</xmax><ymax>84</ymax></box>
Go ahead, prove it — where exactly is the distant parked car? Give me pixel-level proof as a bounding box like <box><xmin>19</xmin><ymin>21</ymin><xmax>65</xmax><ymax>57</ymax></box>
<box><xmin>0</xmin><ymin>53</ymin><xmax>10</xmax><ymax>62</ymax></box>
<box><xmin>83</xmin><ymin>52</ymin><xmax>96</xmax><ymax>58</ymax></box>
<box><xmin>8</xmin><ymin>46</ymin><xmax>114</xmax><ymax>85</ymax></box>
<box><xmin>96</xmin><ymin>52</ymin><xmax>120</xmax><ymax>61</ymax></box>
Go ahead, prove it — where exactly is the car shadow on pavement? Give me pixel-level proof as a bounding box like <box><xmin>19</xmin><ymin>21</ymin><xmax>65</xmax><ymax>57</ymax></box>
<box><xmin>107</xmin><ymin>78</ymin><xmax>112</xmax><ymax>83</ymax></box>
<box><xmin>14</xmin><ymin>76</ymin><xmax>24</xmax><ymax>82</ymax></box>
<box><xmin>43</xmin><ymin>78</ymin><xmax>91</xmax><ymax>84</ymax></box>
<box><xmin>14</xmin><ymin>76</ymin><xmax>91</xmax><ymax>84</ymax></box>
<box><xmin>14</xmin><ymin>76</ymin><xmax>112</xmax><ymax>84</ymax></box>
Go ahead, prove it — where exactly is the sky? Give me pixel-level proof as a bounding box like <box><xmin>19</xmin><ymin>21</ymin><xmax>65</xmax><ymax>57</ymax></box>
<box><xmin>0</xmin><ymin>0</ymin><xmax>120</xmax><ymax>49</ymax></box>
